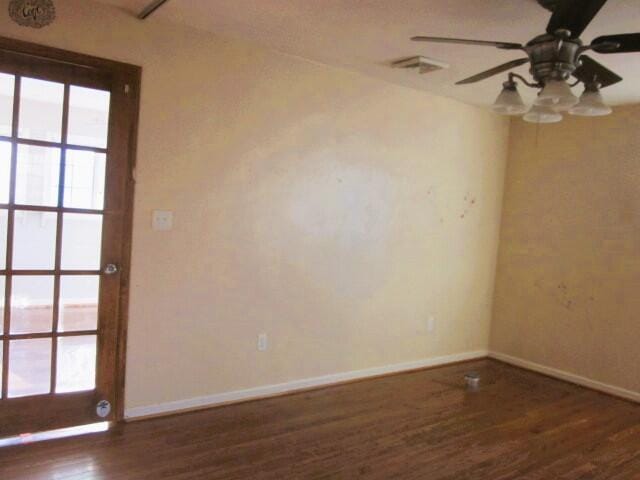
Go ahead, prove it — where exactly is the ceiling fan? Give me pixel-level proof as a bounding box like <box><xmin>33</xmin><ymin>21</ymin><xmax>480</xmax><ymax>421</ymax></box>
<box><xmin>411</xmin><ymin>0</ymin><xmax>640</xmax><ymax>123</ymax></box>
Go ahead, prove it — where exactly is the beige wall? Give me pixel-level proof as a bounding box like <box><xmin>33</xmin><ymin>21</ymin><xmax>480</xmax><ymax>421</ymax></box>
<box><xmin>0</xmin><ymin>0</ymin><xmax>509</xmax><ymax>410</ymax></box>
<box><xmin>492</xmin><ymin>105</ymin><xmax>640</xmax><ymax>393</ymax></box>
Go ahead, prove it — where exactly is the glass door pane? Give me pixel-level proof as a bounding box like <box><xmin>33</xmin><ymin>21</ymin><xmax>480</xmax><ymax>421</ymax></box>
<box><xmin>0</xmin><ymin>209</ymin><xmax>7</xmax><ymax>270</ymax></box>
<box><xmin>12</xmin><ymin>211</ymin><xmax>57</xmax><ymax>270</ymax></box>
<box><xmin>18</xmin><ymin>77</ymin><xmax>64</xmax><ymax>143</ymax></box>
<box><xmin>10</xmin><ymin>276</ymin><xmax>54</xmax><ymax>334</ymax></box>
<box><xmin>63</xmin><ymin>150</ymin><xmax>106</xmax><ymax>210</ymax></box>
<box><xmin>0</xmin><ymin>141</ymin><xmax>11</xmax><ymax>203</ymax></box>
<box><xmin>15</xmin><ymin>144</ymin><xmax>61</xmax><ymax>207</ymax></box>
<box><xmin>56</xmin><ymin>335</ymin><xmax>97</xmax><ymax>393</ymax></box>
<box><xmin>61</xmin><ymin>213</ymin><xmax>103</xmax><ymax>270</ymax></box>
<box><xmin>8</xmin><ymin>338</ymin><xmax>52</xmax><ymax>398</ymax></box>
<box><xmin>59</xmin><ymin>276</ymin><xmax>99</xmax><ymax>332</ymax></box>
<box><xmin>0</xmin><ymin>276</ymin><xmax>5</xmax><ymax>335</ymax></box>
<box><xmin>0</xmin><ymin>73</ymin><xmax>14</xmax><ymax>136</ymax></box>
<box><xmin>67</xmin><ymin>86</ymin><xmax>110</xmax><ymax>148</ymax></box>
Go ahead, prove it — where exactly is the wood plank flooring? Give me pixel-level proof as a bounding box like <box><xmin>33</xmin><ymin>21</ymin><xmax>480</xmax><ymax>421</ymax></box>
<box><xmin>1</xmin><ymin>359</ymin><xmax>640</xmax><ymax>479</ymax></box>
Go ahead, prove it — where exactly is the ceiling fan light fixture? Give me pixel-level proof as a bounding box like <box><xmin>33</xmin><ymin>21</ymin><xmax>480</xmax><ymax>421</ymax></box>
<box><xmin>411</xmin><ymin>0</ymin><xmax>637</xmax><ymax>119</ymax></box>
<box><xmin>491</xmin><ymin>80</ymin><xmax>528</xmax><ymax>115</ymax></box>
<box><xmin>523</xmin><ymin>105</ymin><xmax>563</xmax><ymax>124</ymax></box>
<box><xmin>569</xmin><ymin>86</ymin><xmax>612</xmax><ymax>117</ymax></box>
<box><xmin>534</xmin><ymin>80</ymin><xmax>579</xmax><ymax>110</ymax></box>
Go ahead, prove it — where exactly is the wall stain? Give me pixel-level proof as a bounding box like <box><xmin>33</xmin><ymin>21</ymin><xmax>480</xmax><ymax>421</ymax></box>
<box><xmin>534</xmin><ymin>280</ymin><xmax>596</xmax><ymax>314</ymax></box>
<box><xmin>460</xmin><ymin>194</ymin><xmax>477</xmax><ymax>219</ymax></box>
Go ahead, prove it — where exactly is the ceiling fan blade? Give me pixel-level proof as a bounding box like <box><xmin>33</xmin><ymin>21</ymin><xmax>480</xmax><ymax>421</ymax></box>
<box><xmin>411</xmin><ymin>36</ymin><xmax>522</xmax><ymax>50</ymax></box>
<box><xmin>546</xmin><ymin>0</ymin><xmax>608</xmax><ymax>38</ymax></box>
<box><xmin>455</xmin><ymin>58</ymin><xmax>530</xmax><ymax>85</ymax></box>
<box><xmin>573</xmin><ymin>55</ymin><xmax>622</xmax><ymax>88</ymax></box>
<box><xmin>592</xmin><ymin>33</ymin><xmax>640</xmax><ymax>53</ymax></box>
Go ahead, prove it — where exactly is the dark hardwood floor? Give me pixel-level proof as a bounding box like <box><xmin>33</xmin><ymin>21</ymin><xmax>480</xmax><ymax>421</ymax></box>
<box><xmin>1</xmin><ymin>359</ymin><xmax>640</xmax><ymax>479</ymax></box>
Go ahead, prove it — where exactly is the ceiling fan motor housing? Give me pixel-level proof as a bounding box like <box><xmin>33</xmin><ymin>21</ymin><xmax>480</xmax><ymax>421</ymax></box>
<box><xmin>526</xmin><ymin>33</ymin><xmax>582</xmax><ymax>83</ymax></box>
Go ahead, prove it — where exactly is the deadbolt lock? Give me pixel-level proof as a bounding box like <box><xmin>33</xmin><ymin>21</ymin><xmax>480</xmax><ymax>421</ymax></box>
<box><xmin>96</xmin><ymin>400</ymin><xmax>112</xmax><ymax>418</ymax></box>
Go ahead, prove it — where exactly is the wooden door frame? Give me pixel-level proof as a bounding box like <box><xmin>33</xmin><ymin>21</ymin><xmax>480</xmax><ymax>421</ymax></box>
<box><xmin>0</xmin><ymin>35</ymin><xmax>140</xmax><ymax>425</ymax></box>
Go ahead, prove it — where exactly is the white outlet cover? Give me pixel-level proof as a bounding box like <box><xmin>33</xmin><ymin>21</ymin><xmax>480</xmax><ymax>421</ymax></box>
<box><xmin>152</xmin><ymin>210</ymin><xmax>173</xmax><ymax>231</ymax></box>
<box><xmin>427</xmin><ymin>317</ymin><xmax>436</xmax><ymax>333</ymax></box>
<box><xmin>258</xmin><ymin>333</ymin><xmax>268</xmax><ymax>351</ymax></box>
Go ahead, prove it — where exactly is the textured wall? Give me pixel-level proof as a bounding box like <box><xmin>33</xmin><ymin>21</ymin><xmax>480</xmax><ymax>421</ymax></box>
<box><xmin>492</xmin><ymin>105</ymin><xmax>640</xmax><ymax>393</ymax></box>
<box><xmin>0</xmin><ymin>0</ymin><xmax>509</xmax><ymax>410</ymax></box>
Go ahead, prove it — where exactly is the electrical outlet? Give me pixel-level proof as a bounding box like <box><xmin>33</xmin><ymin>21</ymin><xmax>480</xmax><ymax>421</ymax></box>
<box><xmin>152</xmin><ymin>210</ymin><xmax>173</xmax><ymax>231</ymax></box>
<box><xmin>427</xmin><ymin>316</ymin><xmax>436</xmax><ymax>333</ymax></box>
<box><xmin>258</xmin><ymin>333</ymin><xmax>268</xmax><ymax>351</ymax></box>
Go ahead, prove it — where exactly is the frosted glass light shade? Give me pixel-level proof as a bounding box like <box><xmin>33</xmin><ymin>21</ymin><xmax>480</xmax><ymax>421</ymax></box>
<box><xmin>523</xmin><ymin>105</ymin><xmax>563</xmax><ymax>124</ymax></box>
<box><xmin>535</xmin><ymin>80</ymin><xmax>579</xmax><ymax>110</ymax></box>
<box><xmin>569</xmin><ymin>89</ymin><xmax>612</xmax><ymax>117</ymax></box>
<box><xmin>491</xmin><ymin>83</ymin><xmax>527</xmax><ymax>115</ymax></box>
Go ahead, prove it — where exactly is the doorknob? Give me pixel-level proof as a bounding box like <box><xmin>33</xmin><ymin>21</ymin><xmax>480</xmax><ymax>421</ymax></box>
<box><xmin>103</xmin><ymin>264</ymin><xmax>119</xmax><ymax>275</ymax></box>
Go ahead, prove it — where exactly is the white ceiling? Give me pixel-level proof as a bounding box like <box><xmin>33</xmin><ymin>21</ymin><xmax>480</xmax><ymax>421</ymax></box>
<box><xmin>100</xmin><ymin>0</ymin><xmax>640</xmax><ymax>107</ymax></box>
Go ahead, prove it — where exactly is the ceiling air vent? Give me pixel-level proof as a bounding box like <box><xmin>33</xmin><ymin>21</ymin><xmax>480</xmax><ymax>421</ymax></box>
<box><xmin>392</xmin><ymin>56</ymin><xmax>449</xmax><ymax>75</ymax></box>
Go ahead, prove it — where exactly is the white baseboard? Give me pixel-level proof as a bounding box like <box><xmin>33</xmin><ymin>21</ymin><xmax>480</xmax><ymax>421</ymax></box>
<box><xmin>125</xmin><ymin>349</ymin><xmax>488</xmax><ymax>420</ymax></box>
<box><xmin>489</xmin><ymin>351</ymin><xmax>640</xmax><ymax>403</ymax></box>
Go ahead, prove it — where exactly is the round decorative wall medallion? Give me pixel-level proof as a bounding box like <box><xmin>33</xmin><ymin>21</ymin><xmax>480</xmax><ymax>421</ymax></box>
<box><xmin>8</xmin><ymin>0</ymin><xmax>56</xmax><ymax>29</ymax></box>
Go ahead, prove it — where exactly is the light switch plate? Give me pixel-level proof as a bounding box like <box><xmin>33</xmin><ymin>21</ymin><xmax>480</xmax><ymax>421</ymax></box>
<box><xmin>152</xmin><ymin>210</ymin><xmax>173</xmax><ymax>231</ymax></box>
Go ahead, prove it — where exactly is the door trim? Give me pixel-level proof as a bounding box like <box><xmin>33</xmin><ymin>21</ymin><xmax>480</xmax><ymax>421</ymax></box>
<box><xmin>0</xmin><ymin>35</ymin><xmax>141</xmax><ymax>426</ymax></box>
